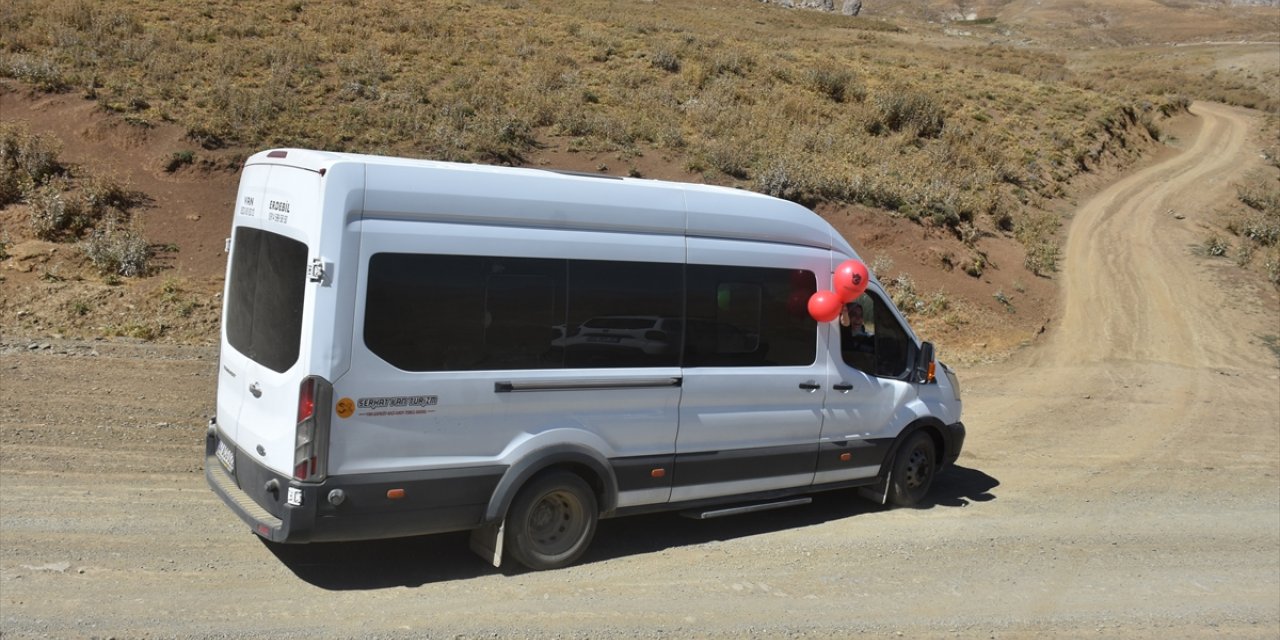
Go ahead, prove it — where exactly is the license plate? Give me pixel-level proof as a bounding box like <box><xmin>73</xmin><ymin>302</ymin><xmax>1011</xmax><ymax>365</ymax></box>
<box><xmin>215</xmin><ymin>439</ymin><xmax>236</xmax><ymax>474</ymax></box>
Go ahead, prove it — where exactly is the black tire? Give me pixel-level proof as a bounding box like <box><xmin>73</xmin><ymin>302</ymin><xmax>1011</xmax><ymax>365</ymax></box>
<box><xmin>505</xmin><ymin>470</ymin><xmax>598</xmax><ymax>570</ymax></box>
<box><xmin>886</xmin><ymin>431</ymin><xmax>937</xmax><ymax>507</ymax></box>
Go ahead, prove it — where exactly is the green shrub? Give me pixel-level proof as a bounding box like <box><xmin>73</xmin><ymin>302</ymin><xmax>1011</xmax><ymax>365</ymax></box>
<box><xmin>0</xmin><ymin>123</ymin><xmax>65</xmax><ymax>205</ymax></box>
<box><xmin>27</xmin><ymin>177</ymin><xmax>88</xmax><ymax>239</ymax></box>
<box><xmin>1203</xmin><ymin>235</ymin><xmax>1229</xmax><ymax>257</ymax></box>
<box><xmin>80</xmin><ymin>175</ymin><xmax>145</xmax><ymax>218</ymax></box>
<box><xmin>869</xmin><ymin>255</ymin><xmax>893</xmax><ymax>280</ymax></box>
<box><xmin>963</xmin><ymin>254</ymin><xmax>985</xmax><ymax>278</ymax></box>
<box><xmin>1024</xmin><ymin>241</ymin><xmax>1059</xmax><ymax>276</ymax></box>
<box><xmin>755</xmin><ymin>158</ymin><xmax>815</xmax><ymax>205</ymax></box>
<box><xmin>651</xmin><ymin>48</ymin><xmax>680</xmax><ymax>73</ymax></box>
<box><xmin>1014</xmin><ymin>210</ymin><xmax>1060</xmax><ymax>276</ymax></box>
<box><xmin>1235</xmin><ymin>243</ymin><xmax>1254</xmax><ymax>267</ymax></box>
<box><xmin>807</xmin><ymin>67</ymin><xmax>863</xmax><ymax>104</ymax></box>
<box><xmin>164</xmin><ymin>150</ymin><xmax>195</xmax><ymax>172</ymax></box>
<box><xmin>704</xmin><ymin>141</ymin><xmax>752</xmax><ymax>180</ymax></box>
<box><xmin>81</xmin><ymin>219</ymin><xmax>152</xmax><ymax>277</ymax></box>
<box><xmin>2</xmin><ymin>53</ymin><xmax>73</xmax><ymax>92</ymax></box>
<box><xmin>867</xmin><ymin>87</ymin><xmax>946</xmax><ymax>138</ymax></box>
<box><xmin>1236</xmin><ymin>171</ymin><xmax>1280</xmax><ymax>221</ymax></box>
<box><xmin>0</xmin><ymin>165</ymin><xmax>21</xmax><ymax>207</ymax></box>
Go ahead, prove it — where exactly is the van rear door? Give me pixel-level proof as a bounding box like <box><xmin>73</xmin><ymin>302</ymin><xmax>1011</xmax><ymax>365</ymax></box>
<box><xmin>218</xmin><ymin>164</ymin><xmax>321</xmax><ymax>477</ymax></box>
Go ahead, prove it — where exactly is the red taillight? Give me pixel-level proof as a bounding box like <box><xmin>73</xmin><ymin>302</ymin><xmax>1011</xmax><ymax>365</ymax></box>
<box><xmin>294</xmin><ymin>456</ymin><xmax>316</xmax><ymax>480</ymax></box>
<box><xmin>293</xmin><ymin>376</ymin><xmax>330</xmax><ymax>483</ymax></box>
<box><xmin>297</xmin><ymin>378</ymin><xmax>316</xmax><ymax>423</ymax></box>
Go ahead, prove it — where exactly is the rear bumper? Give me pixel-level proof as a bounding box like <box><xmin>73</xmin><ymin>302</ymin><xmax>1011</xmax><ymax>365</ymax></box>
<box><xmin>941</xmin><ymin>421</ymin><xmax>966</xmax><ymax>467</ymax></box>
<box><xmin>204</xmin><ymin>426</ymin><xmax>505</xmax><ymax>544</ymax></box>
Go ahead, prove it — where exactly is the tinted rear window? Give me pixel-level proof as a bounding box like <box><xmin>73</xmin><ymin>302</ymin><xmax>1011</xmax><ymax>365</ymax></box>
<box><xmin>363</xmin><ymin>254</ymin><xmax>683</xmax><ymax>371</ymax></box>
<box><xmin>363</xmin><ymin>252</ymin><xmax>816</xmax><ymax>371</ymax></box>
<box><xmin>226</xmin><ymin>227</ymin><xmax>308</xmax><ymax>373</ymax></box>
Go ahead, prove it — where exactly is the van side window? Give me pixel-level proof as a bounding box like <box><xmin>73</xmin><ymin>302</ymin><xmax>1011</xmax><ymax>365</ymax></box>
<box><xmin>685</xmin><ymin>265</ymin><xmax>816</xmax><ymax>367</ymax></box>
<box><xmin>363</xmin><ymin>254</ymin><xmax>682</xmax><ymax>371</ymax></box>
<box><xmin>564</xmin><ymin>260</ymin><xmax>683</xmax><ymax>368</ymax></box>
<box><xmin>365</xmin><ymin>254</ymin><xmax>565</xmax><ymax>371</ymax></box>
<box><xmin>839</xmin><ymin>291</ymin><xmax>910</xmax><ymax>378</ymax></box>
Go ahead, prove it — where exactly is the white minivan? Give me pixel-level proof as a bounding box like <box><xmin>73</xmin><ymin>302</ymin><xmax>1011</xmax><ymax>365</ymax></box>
<box><xmin>206</xmin><ymin>149</ymin><xmax>965</xmax><ymax>570</ymax></box>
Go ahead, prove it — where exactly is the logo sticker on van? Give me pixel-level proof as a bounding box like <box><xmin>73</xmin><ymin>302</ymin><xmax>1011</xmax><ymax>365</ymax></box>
<box><xmin>336</xmin><ymin>397</ymin><xmax>355</xmax><ymax>419</ymax></box>
<box><xmin>353</xmin><ymin>395</ymin><xmax>438</xmax><ymax>418</ymax></box>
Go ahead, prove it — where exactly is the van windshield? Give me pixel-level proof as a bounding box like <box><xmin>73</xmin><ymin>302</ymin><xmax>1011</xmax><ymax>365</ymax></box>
<box><xmin>225</xmin><ymin>227</ymin><xmax>307</xmax><ymax>373</ymax></box>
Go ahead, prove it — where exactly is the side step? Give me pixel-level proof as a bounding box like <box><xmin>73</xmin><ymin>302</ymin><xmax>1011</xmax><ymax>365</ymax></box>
<box><xmin>681</xmin><ymin>497</ymin><xmax>812</xmax><ymax>520</ymax></box>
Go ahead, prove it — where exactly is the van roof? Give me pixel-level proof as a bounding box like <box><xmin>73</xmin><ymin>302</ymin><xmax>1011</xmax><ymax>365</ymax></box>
<box><xmin>246</xmin><ymin>148</ymin><xmax>858</xmax><ymax>256</ymax></box>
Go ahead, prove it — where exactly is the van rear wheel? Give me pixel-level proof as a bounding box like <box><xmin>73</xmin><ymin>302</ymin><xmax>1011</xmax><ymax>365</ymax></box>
<box><xmin>887</xmin><ymin>431</ymin><xmax>937</xmax><ymax>507</ymax></box>
<box><xmin>505</xmin><ymin>470</ymin><xmax>598</xmax><ymax>570</ymax></box>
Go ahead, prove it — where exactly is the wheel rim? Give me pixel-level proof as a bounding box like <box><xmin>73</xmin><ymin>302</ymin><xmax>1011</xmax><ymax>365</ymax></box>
<box><xmin>903</xmin><ymin>445</ymin><xmax>932</xmax><ymax>490</ymax></box>
<box><xmin>526</xmin><ymin>489</ymin><xmax>586</xmax><ymax>556</ymax></box>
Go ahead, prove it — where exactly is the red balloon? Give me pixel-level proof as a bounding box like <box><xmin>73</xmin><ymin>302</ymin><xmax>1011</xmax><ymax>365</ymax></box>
<box><xmin>834</xmin><ymin>259</ymin><xmax>870</xmax><ymax>302</ymax></box>
<box><xmin>807</xmin><ymin>290</ymin><xmax>843</xmax><ymax>323</ymax></box>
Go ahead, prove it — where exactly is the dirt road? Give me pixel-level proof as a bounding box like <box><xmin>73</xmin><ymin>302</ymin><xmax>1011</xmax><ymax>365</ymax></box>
<box><xmin>2</xmin><ymin>102</ymin><xmax>1277</xmax><ymax>638</ymax></box>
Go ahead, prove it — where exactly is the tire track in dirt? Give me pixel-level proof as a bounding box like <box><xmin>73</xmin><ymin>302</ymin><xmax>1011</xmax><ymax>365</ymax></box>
<box><xmin>1053</xmin><ymin>101</ymin><xmax>1254</xmax><ymax>368</ymax></box>
<box><xmin>963</xmin><ymin>102</ymin><xmax>1279</xmax><ymax>627</ymax></box>
<box><xmin>966</xmin><ymin>102</ymin><xmax>1276</xmax><ymax>483</ymax></box>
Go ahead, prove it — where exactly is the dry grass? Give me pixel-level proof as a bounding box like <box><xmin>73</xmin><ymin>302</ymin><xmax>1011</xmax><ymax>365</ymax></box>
<box><xmin>11</xmin><ymin>0</ymin><xmax>1260</xmax><ymax>348</ymax></box>
<box><xmin>1070</xmin><ymin>47</ymin><xmax>1280</xmax><ymax>115</ymax></box>
<box><xmin>0</xmin><ymin>0</ymin><xmax>1169</xmax><ymax>242</ymax></box>
<box><xmin>1225</xmin><ymin>168</ymin><xmax>1280</xmax><ymax>285</ymax></box>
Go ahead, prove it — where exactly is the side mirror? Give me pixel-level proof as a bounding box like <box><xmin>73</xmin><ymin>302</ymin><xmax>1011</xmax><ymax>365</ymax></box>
<box><xmin>916</xmin><ymin>341</ymin><xmax>936</xmax><ymax>384</ymax></box>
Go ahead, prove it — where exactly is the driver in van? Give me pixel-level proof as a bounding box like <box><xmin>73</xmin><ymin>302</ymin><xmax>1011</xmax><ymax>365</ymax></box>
<box><xmin>840</xmin><ymin>301</ymin><xmax>867</xmax><ymax>335</ymax></box>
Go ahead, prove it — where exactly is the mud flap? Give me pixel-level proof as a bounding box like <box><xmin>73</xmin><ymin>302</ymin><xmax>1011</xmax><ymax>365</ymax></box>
<box><xmin>858</xmin><ymin>471</ymin><xmax>890</xmax><ymax>505</ymax></box>
<box><xmin>468</xmin><ymin>520</ymin><xmax>504</xmax><ymax>568</ymax></box>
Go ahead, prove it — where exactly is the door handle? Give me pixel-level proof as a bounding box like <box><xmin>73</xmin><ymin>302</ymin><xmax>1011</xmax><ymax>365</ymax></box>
<box><xmin>798</xmin><ymin>382</ymin><xmax>821</xmax><ymax>392</ymax></box>
<box><xmin>249</xmin><ymin>382</ymin><xmax>262</xmax><ymax>398</ymax></box>
<box><xmin>833</xmin><ymin>383</ymin><xmax>854</xmax><ymax>392</ymax></box>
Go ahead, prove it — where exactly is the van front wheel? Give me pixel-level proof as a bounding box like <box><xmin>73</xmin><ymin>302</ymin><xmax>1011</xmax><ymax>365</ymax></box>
<box><xmin>887</xmin><ymin>431</ymin><xmax>937</xmax><ymax>507</ymax></box>
<box><xmin>505</xmin><ymin>470</ymin><xmax>598</xmax><ymax>570</ymax></box>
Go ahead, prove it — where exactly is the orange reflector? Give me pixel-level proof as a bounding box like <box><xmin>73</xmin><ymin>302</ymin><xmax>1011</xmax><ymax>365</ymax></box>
<box><xmin>839</xmin><ymin>452</ymin><xmax>852</xmax><ymax>462</ymax></box>
<box><xmin>257</xmin><ymin>524</ymin><xmax>271</xmax><ymax>536</ymax></box>
<box><xmin>651</xmin><ymin>468</ymin><xmax>667</xmax><ymax>478</ymax></box>
<box><xmin>927</xmin><ymin>361</ymin><xmax>936</xmax><ymax>383</ymax></box>
<box><xmin>387</xmin><ymin>489</ymin><xmax>405</xmax><ymax>500</ymax></box>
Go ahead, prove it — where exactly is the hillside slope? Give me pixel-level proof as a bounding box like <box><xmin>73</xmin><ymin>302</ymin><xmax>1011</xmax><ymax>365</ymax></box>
<box><xmin>2</xmin><ymin>0</ymin><xmax>1277</xmax><ymax>359</ymax></box>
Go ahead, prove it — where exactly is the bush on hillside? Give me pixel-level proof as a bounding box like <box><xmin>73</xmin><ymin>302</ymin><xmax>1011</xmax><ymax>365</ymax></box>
<box><xmin>867</xmin><ymin>87</ymin><xmax>946</xmax><ymax>138</ymax></box>
<box><xmin>81</xmin><ymin>218</ymin><xmax>152</xmax><ymax>277</ymax></box>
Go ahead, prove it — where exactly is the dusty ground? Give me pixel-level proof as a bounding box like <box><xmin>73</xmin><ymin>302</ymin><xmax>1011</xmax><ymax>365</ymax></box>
<box><xmin>0</xmin><ymin>101</ymin><xmax>1276</xmax><ymax>638</ymax></box>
